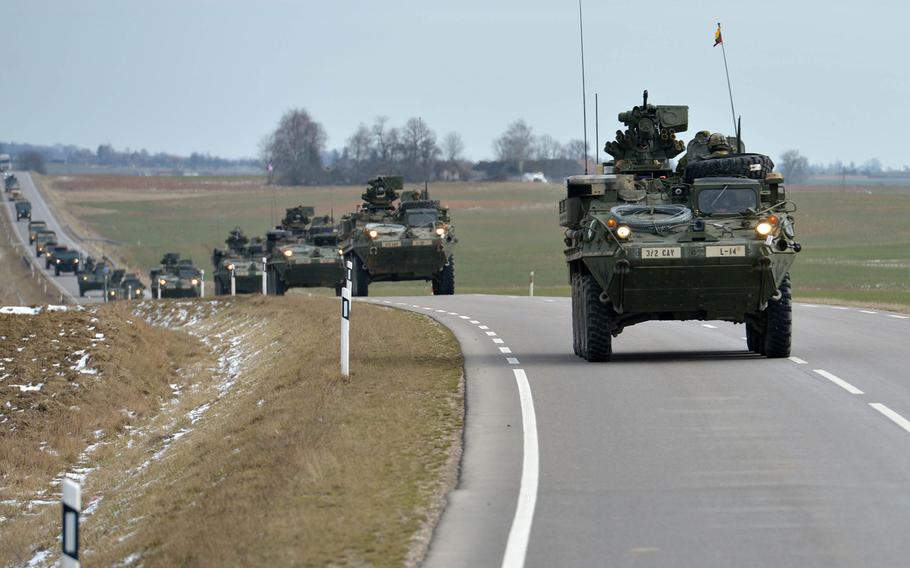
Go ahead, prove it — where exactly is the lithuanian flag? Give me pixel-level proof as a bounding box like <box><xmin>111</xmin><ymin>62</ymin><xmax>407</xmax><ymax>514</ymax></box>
<box><xmin>713</xmin><ymin>23</ymin><xmax>723</xmax><ymax>46</ymax></box>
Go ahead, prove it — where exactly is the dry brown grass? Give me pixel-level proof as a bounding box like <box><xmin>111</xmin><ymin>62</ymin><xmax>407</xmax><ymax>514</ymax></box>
<box><xmin>0</xmin><ymin>207</ymin><xmax>57</xmax><ymax>305</ymax></box>
<box><xmin>1</xmin><ymin>296</ymin><xmax>463</xmax><ymax>567</ymax></box>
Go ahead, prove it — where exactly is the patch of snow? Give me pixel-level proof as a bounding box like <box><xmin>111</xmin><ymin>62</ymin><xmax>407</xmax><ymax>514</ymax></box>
<box><xmin>83</xmin><ymin>494</ymin><xmax>103</xmax><ymax>516</ymax></box>
<box><xmin>8</xmin><ymin>383</ymin><xmax>44</xmax><ymax>392</ymax></box>
<box><xmin>187</xmin><ymin>402</ymin><xmax>211</xmax><ymax>424</ymax></box>
<box><xmin>0</xmin><ymin>306</ymin><xmax>41</xmax><ymax>315</ymax></box>
<box><xmin>71</xmin><ymin>352</ymin><xmax>98</xmax><ymax>375</ymax></box>
<box><xmin>24</xmin><ymin>549</ymin><xmax>51</xmax><ymax>568</ymax></box>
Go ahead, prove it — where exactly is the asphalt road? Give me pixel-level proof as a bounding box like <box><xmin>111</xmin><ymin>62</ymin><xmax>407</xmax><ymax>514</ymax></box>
<box><xmin>367</xmin><ymin>294</ymin><xmax>910</xmax><ymax>568</ymax></box>
<box><xmin>2</xmin><ymin>171</ymin><xmax>103</xmax><ymax>302</ymax></box>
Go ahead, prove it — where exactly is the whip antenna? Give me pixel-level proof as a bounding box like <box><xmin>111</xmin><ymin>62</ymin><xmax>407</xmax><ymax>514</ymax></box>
<box><xmin>578</xmin><ymin>0</ymin><xmax>588</xmax><ymax>174</ymax></box>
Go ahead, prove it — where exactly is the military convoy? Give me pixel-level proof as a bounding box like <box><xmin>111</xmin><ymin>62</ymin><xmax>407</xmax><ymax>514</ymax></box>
<box><xmin>212</xmin><ymin>227</ymin><xmax>266</xmax><ymax>295</ymax></box>
<box><xmin>150</xmin><ymin>253</ymin><xmax>203</xmax><ymax>298</ymax></box>
<box><xmin>14</xmin><ymin>198</ymin><xmax>31</xmax><ymax>221</ymax></box>
<box><xmin>339</xmin><ymin>176</ymin><xmax>456</xmax><ymax>297</ymax></box>
<box><xmin>561</xmin><ymin>91</ymin><xmax>800</xmax><ymax>361</ymax></box>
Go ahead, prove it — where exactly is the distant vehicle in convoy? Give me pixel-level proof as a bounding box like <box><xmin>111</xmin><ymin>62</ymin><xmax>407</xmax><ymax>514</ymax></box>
<box><xmin>34</xmin><ymin>230</ymin><xmax>58</xmax><ymax>257</ymax></box>
<box><xmin>265</xmin><ymin>206</ymin><xmax>344</xmax><ymax>296</ymax></box>
<box><xmin>28</xmin><ymin>220</ymin><xmax>47</xmax><ymax>243</ymax></box>
<box><xmin>45</xmin><ymin>244</ymin><xmax>69</xmax><ymax>269</ymax></box>
<box><xmin>150</xmin><ymin>253</ymin><xmax>202</xmax><ymax>298</ymax></box>
<box><xmin>560</xmin><ymin>91</ymin><xmax>800</xmax><ymax>361</ymax></box>
<box><xmin>3</xmin><ymin>173</ymin><xmax>17</xmax><ymax>191</ymax></box>
<box><xmin>53</xmin><ymin>249</ymin><xmax>82</xmax><ymax>276</ymax></box>
<box><xmin>338</xmin><ymin>176</ymin><xmax>457</xmax><ymax>297</ymax></box>
<box><xmin>8</xmin><ymin>189</ymin><xmax>22</xmax><ymax>202</ymax></box>
<box><xmin>212</xmin><ymin>227</ymin><xmax>266</xmax><ymax>295</ymax></box>
<box><xmin>14</xmin><ymin>198</ymin><xmax>31</xmax><ymax>221</ymax></box>
<box><xmin>78</xmin><ymin>258</ymin><xmax>109</xmax><ymax>297</ymax></box>
<box><xmin>106</xmin><ymin>272</ymin><xmax>145</xmax><ymax>301</ymax></box>
<box><xmin>0</xmin><ymin>154</ymin><xmax>10</xmax><ymax>173</ymax></box>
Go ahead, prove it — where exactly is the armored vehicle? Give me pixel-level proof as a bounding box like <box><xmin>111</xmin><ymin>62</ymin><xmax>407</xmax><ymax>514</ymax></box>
<box><xmin>53</xmin><ymin>248</ymin><xmax>81</xmax><ymax>275</ymax></box>
<box><xmin>28</xmin><ymin>220</ymin><xmax>47</xmax><ymax>243</ymax></box>
<box><xmin>265</xmin><ymin>206</ymin><xmax>344</xmax><ymax>296</ymax></box>
<box><xmin>212</xmin><ymin>227</ymin><xmax>266</xmax><ymax>295</ymax></box>
<box><xmin>45</xmin><ymin>244</ymin><xmax>69</xmax><ymax>269</ymax></box>
<box><xmin>8</xmin><ymin>189</ymin><xmax>22</xmax><ymax>202</ymax></box>
<box><xmin>338</xmin><ymin>176</ymin><xmax>456</xmax><ymax>297</ymax></box>
<box><xmin>34</xmin><ymin>230</ymin><xmax>57</xmax><ymax>257</ymax></box>
<box><xmin>4</xmin><ymin>174</ymin><xmax>19</xmax><ymax>192</ymax></box>
<box><xmin>561</xmin><ymin>91</ymin><xmax>800</xmax><ymax>361</ymax></box>
<box><xmin>150</xmin><ymin>253</ymin><xmax>202</xmax><ymax>298</ymax></box>
<box><xmin>107</xmin><ymin>273</ymin><xmax>145</xmax><ymax>301</ymax></box>
<box><xmin>14</xmin><ymin>198</ymin><xmax>31</xmax><ymax>221</ymax></box>
<box><xmin>78</xmin><ymin>259</ymin><xmax>110</xmax><ymax>297</ymax></box>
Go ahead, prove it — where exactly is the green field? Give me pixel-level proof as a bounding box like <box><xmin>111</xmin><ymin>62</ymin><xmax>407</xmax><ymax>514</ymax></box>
<box><xmin>46</xmin><ymin>177</ymin><xmax>910</xmax><ymax>306</ymax></box>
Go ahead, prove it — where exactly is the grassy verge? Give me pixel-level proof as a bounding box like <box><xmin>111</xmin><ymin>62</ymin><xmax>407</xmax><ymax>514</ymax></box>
<box><xmin>0</xmin><ymin>297</ymin><xmax>463</xmax><ymax>566</ymax></box>
<box><xmin>39</xmin><ymin>175</ymin><xmax>910</xmax><ymax>308</ymax></box>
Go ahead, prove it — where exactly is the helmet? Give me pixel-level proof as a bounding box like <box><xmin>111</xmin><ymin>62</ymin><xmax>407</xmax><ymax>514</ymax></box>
<box><xmin>708</xmin><ymin>133</ymin><xmax>731</xmax><ymax>152</ymax></box>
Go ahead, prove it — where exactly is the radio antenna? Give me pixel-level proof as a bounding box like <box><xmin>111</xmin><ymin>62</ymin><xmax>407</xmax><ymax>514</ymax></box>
<box><xmin>578</xmin><ymin>0</ymin><xmax>588</xmax><ymax>174</ymax></box>
<box><xmin>595</xmin><ymin>92</ymin><xmax>600</xmax><ymax>167</ymax></box>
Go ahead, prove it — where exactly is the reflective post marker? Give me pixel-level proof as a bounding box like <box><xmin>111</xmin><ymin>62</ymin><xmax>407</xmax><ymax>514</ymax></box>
<box><xmin>230</xmin><ymin>268</ymin><xmax>236</xmax><ymax>297</ymax></box>
<box><xmin>261</xmin><ymin>257</ymin><xmax>268</xmax><ymax>295</ymax></box>
<box><xmin>157</xmin><ymin>281</ymin><xmax>162</xmax><ymax>300</ymax></box>
<box><xmin>529</xmin><ymin>270</ymin><xmax>535</xmax><ymax>297</ymax></box>
<box><xmin>341</xmin><ymin>260</ymin><xmax>352</xmax><ymax>376</ymax></box>
<box><xmin>200</xmin><ymin>269</ymin><xmax>205</xmax><ymax>298</ymax></box>
<box><xmin>128</xmin><ymin>285</ymin><xmax>132</xmax><ymax>301</ymax></box>
<box><xmin>61</xmin><ymin>478</ymin><xmax>80</xmax><ymax>568</ymax></box>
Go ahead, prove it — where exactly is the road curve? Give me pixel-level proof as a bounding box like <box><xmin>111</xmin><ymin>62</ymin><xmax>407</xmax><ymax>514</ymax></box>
<box><xmin>367</xmin><ymin>295</ymin><xmax>910</xmax><ymax>568</ymax></box>
<box><xmin>2</xmin><ymin>171</ymin><xmax>102</xmax><ymax>302</ymax></box>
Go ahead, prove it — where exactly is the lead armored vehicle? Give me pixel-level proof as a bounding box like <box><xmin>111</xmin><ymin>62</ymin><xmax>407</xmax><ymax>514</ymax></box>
<box><xmin>561</xmin><ymin>91</ymin><xmax>800</xmax><ymax>361</ymax></box>
<box><xmin>78</xmin><ymin>259</ymin><xmax>110</xmax><ymax>297</ymax></box>
<box><xmin>212</xmin><ymin>227</ymin><xmax>266</xmax><ymax>295</ymax></box>
<box><xmin>338</xmin><ymin>176</ymin><xmax>456</xmax><ymax>297</ymax></box>
<box><xmin>265</xmin><ymin>206</ymin><xmax>344</xmax><ymax>296</ymax></box>
<box><xmin>107</xmin><ymin>273</ymin><xmax>145</xmax><ymax>301</ymax></box>
<box><xmin>53</xmin><ymin>248</ymin><xmax>82</xmax><ymax>276</ymax></box>
<box><xmin>150</xmin><ymin>253</ymin><xmax>202</xmax><ymax>298</ymax></box>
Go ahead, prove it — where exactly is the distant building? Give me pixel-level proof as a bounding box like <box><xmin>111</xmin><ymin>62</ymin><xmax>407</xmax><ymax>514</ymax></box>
<box><xmin>521</xmin><ymin>171</ymin><xmax>548</xmax><ymax>183</ymax></box>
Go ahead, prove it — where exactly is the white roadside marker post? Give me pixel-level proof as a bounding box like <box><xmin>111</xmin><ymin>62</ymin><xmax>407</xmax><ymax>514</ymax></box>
<box><xmin>230</xmin><ymin>267</ymin><xmax>236</xmax><ymax>297</ymax></box>
<box><xmin>128</xmin><ymin>285</ymin><xmax>132</xmax><ymax>302</ymax></box>
<box><xmin>200</xmin><ymin>269</ymin><xmax>205</xmax><ymax>298</ymax></box>
<box><xmin>157</xmin><ymin>280</ymin><xmax>162</xmax><ymax>300</ymax></box>
<box><xmin>341</xmin><ymin>260</ymin><xmax>352</xmax><ymax>376</ymax></box>
<box><xmin>61</xmin><ymin>478</ymin><xmax>80</xmax><ymax>568</ymax></box>
<box><xmin>261</xmin><ymin>257</ymin><xmax>268</xmax><ymax>295</ymax></box>
<box><xmin>529</xmin><ymin>270</ymin><xmax>535</xmax><ymax>297</ymax></box>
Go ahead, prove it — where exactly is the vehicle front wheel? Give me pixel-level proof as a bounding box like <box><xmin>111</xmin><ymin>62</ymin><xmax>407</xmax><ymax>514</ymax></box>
<box><xmin>267</xmin><ymin>267</ymin><xmax>286</xmax><ymax>296</ymax></box>
<box><xmin>432</xmin><ymin>256</ymin><xmax>455</xmax><ymax>295</ymax></box>
<box><xmin>349</xmin><ymin>254</ymin><xmax>369</xmax><ymax>297</ymax></box>
<box><xmin>762</xmin><ymin>273</ymin><xmax>792</xmax><ymax>358</ymax></box>
<box><xmin>579</xmin><ymin>272</ymin><xmax>613</xmax><ymax>362</ymax></box>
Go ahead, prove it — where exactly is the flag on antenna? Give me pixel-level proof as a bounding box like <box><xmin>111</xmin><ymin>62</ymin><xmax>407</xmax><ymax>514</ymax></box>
<box><xmin>713</xmin><ymin>23</ymin><xmax>723</xmax><ymax>46</ymax></box>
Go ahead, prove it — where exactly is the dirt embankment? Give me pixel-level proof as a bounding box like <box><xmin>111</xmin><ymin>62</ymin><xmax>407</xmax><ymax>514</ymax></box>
<box><xmin>1</xmin><ymin>296</ymin><xmax>463</xmax><ymax>567</ymax></box>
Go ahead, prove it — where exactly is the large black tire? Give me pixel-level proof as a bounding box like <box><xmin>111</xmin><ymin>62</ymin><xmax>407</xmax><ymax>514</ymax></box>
<box><xmin>571</xmin><ymin>271</ymin><xmax>582</xmax><ymax>356</ymax></box>
<box><xmin>762</xmin><ymin>273</ymin><xmax>792</xmax><ymax>358</ymax></box>
<box><xmin>579</xmin><ymin>273</ymin><xmax>613</xmax><ymax>362</ymax></box>
<box><xmin>349</xmin><ymin>254</ymin><xmax>369</xmax><ymax>297</ymax></box>
<box><xmin>78</xmin><ymin>286</ymin><xmax>85</xmax><ymax>298</ymax></box>
<box><xmin>683</xmin><ymin>153</ymin><xmax>775</xmax><ymax>183</ymax></box>
<box><xmin>745</xmin><ymin>321</ymin><xmax>764</xmax><ymax>354</ymax></box>
<box><xmin>267</xmin><ymin>267</ymin><xmax>286</xmax><ymax>296</ymax></box>
<box><xmin>54</xmin><ymin>266</ymin><xmax>60</xmax><ymax>276</ymax></box>
<box><xmin>432</xmin><ymin>257</ymin><xmax>455</xmax><ymax>295</ymax></box>
<box><xmin>214</xmin><ymin>278</ymin><xmax>225</xmax><ymax>296</ymax></box>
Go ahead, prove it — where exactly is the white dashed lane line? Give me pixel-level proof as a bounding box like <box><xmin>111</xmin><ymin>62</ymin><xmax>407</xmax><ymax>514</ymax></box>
<box><xmin>493</xmin><ymin>338</ymin><xmax>505</xmax><ymax>344</ymax></box>
<box><xmin>500</xmin><ymin>347</ymin><xmax>513</xmax><ymax>354</ymax></box>
<box><xmin>869</xmin><ymin>403</ymin><xmax>910</xmax><ymax>434</ymax></box>
<box><xmin>789</xmin><ymin>356</ymin><xmax>808</xmax><ymax>365</ymax></box>
<box><xmin>813</xmin><ymin>369</ymin><xmax>864</xmax><ymax>395</ymax></box>
<box><xmin>859</xmin><ymin>310</ymin><xmax>878</xmax><ymax>315</ymax></box>
<box><xmin>507</xmin><ymin>357</ymin><xmax>520</xmax><ymax>365</ymax></box>
<box><xmin>889</xmin><ymin>314</ymin><xmax>910</xmax><ymax>319</ymax></box>
<box><xmin>486</xmin><ymin>331</ymin><xmax>498</xmax><ymax>336</ymax></box>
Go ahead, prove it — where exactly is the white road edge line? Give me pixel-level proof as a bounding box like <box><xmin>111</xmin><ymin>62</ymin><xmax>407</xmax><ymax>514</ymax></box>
<box><xmin>859</xmin><ymin>310</ymin><xmax>878</xmax><ymax>314</ymax></box>
<box><xmin>888</xmin><ymin>314</ymin><xmax>909</xmax><ymax>319</ymax></box>
<box><xmin>869</xmin><ymin>403</ymin><xmax>910</xmax><ymax>434</ymax></box>
<box><xmin>501</xmin><ymin>369</ymin><xmax>539</xmax><ymax>568</ymax></box>
<box><xmin>788</xmin><ymin>356</ymin><xmax>808</xmax><ymax>365</ymax></box>
<box><xmin>813</xmin><ymin>369</ymin><xmax>864</xmax><ymax>395</ymax></box>
<box><xmin>702</xmin><ymin>324</ymin><xmax>718</xmax><ymax>329</ymax></box>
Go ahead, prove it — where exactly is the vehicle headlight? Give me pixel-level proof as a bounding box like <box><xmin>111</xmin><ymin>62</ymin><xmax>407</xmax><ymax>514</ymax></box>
<box><xmin>110</xmin><ymin>290</ymin><xmax>116</xmax><ymax>296</ymax></box>
<box><xmin>282</xmin><ymin>249</ymin><xmax>293</xmax><ymax>257</ymax></box>
<box><xmin>368</xmin><ymin>229</ymin><xmax>379</xmax><ymax>239</ymax></box>
<box><xmin>191</xmin><ymin>278</ymin><xmax>199</xmax><ymax>286</ymax></box>
<box><xmin>435</xmin><ymin>227</ymin><xmax>446</xmax><ymax>236</ymax></box>
<box><xmin>56</xmin><ymin>259</ymin><xmax>61</xmax><ymax>264</ymax></box>
<box><xmin>756</xmin><ymin>221</ymin><xmax>773</xmax><ymax>236</ymax></box>
<box><xmin>227</xmin><ymin>263</ymin><xmax>235</xmax><ymax>270</ymax></box>
<box><xmin>74</xmin><ymin>259</ymin><xmax>79</xmax><ymax>263</ymax></box>
<box><xmin>337</xmin><ymin>249</ymin><xmax>344</xmax><ymax>256</ymax></box>
<box><xmin>615</xmin><ymin>225</ymin><xmax>632</xmax><ymax>240</ymax></box>
<box><xmin>159</xmin><ymin>279</ymin><xmax>167</xmax><ymax>286</ymax></box>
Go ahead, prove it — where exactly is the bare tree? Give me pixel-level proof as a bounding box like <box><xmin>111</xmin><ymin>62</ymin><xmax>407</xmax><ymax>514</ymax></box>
<box><xmin>565</xmin><ymin>139</ymin><xmax>591</xmax><ymax>163</ymax></box>
<box><xmin>534</xmin><ymin>134</ymin><xmax>564</xmax><ymax>160</ymax></box>
<box><xmin>400</xmin><ymin>118</ymin><xmax>439</xmax><ymax>180</ymax></box>
<box><xmin>266</xmin><ymin>108</ymin><xmax>327</xmax><ymax>185</ymax></box>
<box><xmin>779</xmin><ymin>150</ymin><xmax>810</xmax><ymax>183</ymax></box>
<box><xmin>442</xmin><ymin>132</ymin><xmax>465</xmax><ymax>164</ymax></box>
<box><xmin>345</xmin><ymin>124</ymin><xmax>373</xmax><ymax>181</ymax></box>
<box><xmin>494</xmin><ymin>120</ymin><xmax>535</xmax><ymax>174</ymax></box>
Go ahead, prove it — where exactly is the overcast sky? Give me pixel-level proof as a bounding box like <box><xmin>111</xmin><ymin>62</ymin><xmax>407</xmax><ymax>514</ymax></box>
<box><xmin>2</xmin><ymin>0</ymin><xmax>907</xmax><ymax>167</ymax></box>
